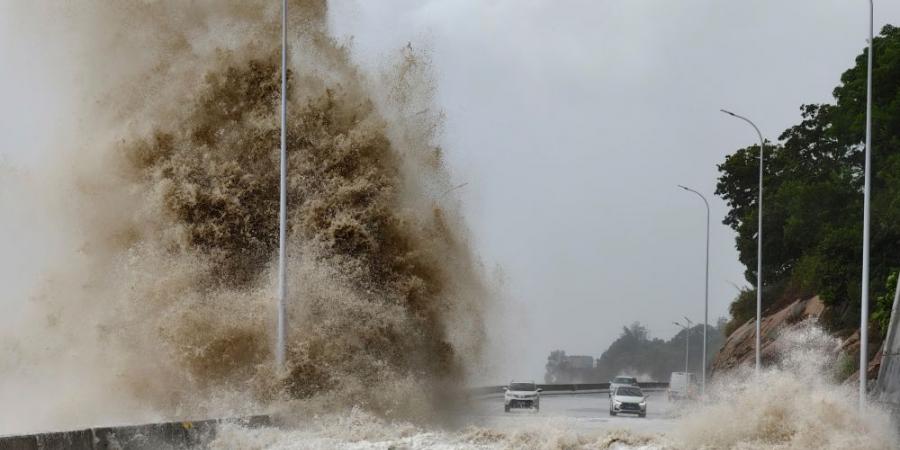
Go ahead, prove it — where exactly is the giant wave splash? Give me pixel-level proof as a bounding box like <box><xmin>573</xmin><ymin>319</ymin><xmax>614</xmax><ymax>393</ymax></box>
<box><xmin>0</xmin><ymin>0</ymin><xmax>488</xmax><ymax>433</ymax></box>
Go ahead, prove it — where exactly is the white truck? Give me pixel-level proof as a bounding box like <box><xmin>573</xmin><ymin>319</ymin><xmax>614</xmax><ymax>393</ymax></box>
<box><xmin>668</xmin><ymin>372</ymin><xmax>695</xmax><ymax>401</ymax></box>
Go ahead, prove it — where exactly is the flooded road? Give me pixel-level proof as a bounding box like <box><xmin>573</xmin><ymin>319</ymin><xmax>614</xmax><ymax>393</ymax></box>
<box><xmin>209</xmin><ymin>393</ymin><xmax>677</xmax><ymax>449</ymax></box>
<box><xmin>464</xmin><ymin>392</ymin><xmax>676</xmax><ymax>436</ymax></box>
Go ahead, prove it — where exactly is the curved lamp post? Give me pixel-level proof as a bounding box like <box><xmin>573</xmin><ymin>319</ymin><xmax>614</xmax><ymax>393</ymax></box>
<box><xmin>439</xmin><ymin>182</ymin><xmax>469</xmax><ymax>199</ymax></box>
<box><xmin>678</xmin><ymin>185</ymin><xmax>710</xmax><ymax>395</ymax></box>
<box><xmin>720</xmin><ymin>109</ymin><xmax>764</xmax><ymax>375</ymax></box>
<box><xmin>674</xmin><ymin>317</ymin><xmax>694</xmax><ymax>374</ymax></box>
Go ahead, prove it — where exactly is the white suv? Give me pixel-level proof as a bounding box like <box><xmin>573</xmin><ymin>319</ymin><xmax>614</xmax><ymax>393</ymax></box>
<box><xmin>609</xmin><ymin>385</ymin><xmax>647</xmax><ymax>417</ymax></box>
<box><xmin>503</xmin><ymin>381</ymin><xmax>542</xmax><ymax>412</ymax></box>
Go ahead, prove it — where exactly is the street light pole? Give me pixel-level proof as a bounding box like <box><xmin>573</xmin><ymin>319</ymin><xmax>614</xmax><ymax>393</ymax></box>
<box><xmin>678</xmin><ymin>185</ymin><xmax>710</xmax><ymax>395</ymax></box>
<box><xmin>860</xmin><ymin>0</ymin><xmax>874</xmax><ymax>410</ymax></box>
<box><xmin>674</xmin><ymin>321</ymin><xmax>691</xmax><ymax>374</ymax></box>
<box><xmin>684</xmin><ymin>316</ymin><xmax>694</xmax><ymax>374</ymax></box>
<box><xmin>720</xmin><ymin>109</ymin><xmax>765</xmax><ymax>375</ymax></box>
<box><xmin>276</xmin><ymin>0</ymin><xmax>288</xmax><ymax>372</ymax></box>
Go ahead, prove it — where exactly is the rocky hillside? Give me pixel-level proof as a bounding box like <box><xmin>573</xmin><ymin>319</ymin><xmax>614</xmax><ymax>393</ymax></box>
<box><xmin>711</xmin><ymin>296</ymin><xmax>882</xmax><ymax>382</ymax></box>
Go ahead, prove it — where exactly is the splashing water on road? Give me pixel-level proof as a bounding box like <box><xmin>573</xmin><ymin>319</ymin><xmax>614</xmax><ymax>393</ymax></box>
<box><xmin>206</xmin><ymin>323</ymin><xmax>896</xmax><ymax>449</ymax></box>
<box><xmin>671</xmin><ymin>322</ymin><xmax>896</xmax><ymax>449</ymax></box>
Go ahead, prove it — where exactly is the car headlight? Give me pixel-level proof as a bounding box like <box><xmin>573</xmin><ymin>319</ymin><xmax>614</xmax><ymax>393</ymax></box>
<box><xmin>613</xmin><ymin>400</ymin><xmax>622</xmax><ymax>406</ymax></box>
<box><xmin>639</xmin><ymin>401</ymin><xmax>646</xmax><ymax>407</ymax></box>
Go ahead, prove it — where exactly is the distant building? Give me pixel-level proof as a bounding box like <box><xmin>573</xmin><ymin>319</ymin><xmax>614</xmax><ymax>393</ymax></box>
<box><xmin>565</xmin><ymin>355</ymin><xmax>595</xmax><ymax>369</ymax></box>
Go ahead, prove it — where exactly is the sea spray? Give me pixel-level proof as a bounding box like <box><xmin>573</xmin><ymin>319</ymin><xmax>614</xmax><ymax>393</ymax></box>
<box><xmin>0</xmin><ymin>0</ymin><xmax>488</xmax><ymax>433</ymax></box>
<box><xmin>672</xmin><ymin>321</ymin><xmax>897</xmax><ymax>449</ymax></box>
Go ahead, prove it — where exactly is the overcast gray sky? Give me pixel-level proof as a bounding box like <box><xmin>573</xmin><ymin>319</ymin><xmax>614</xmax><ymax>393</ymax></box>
<box><xmin>2</xmin><ymin>1</ymin><xmax>898</xmax><ymax>382</ymax></box>
<box><xmin>325</xmin><ymin>0</ymin><xmax>899</xmax><ymax>380</ymax></box>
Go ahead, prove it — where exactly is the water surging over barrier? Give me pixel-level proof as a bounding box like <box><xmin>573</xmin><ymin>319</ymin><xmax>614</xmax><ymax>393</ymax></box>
<box><xmin>671</xmin><ymin>322</ymin><xmax>897</xmax><ymax>449</ymax></box>
<box><xmin>0</xmin><ymin>0</ymin><xmax>488</xmax><ymax>432</ymax></box>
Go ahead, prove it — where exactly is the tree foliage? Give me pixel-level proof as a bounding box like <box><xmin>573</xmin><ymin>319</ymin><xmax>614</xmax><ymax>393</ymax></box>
<box><xmin>717</xmin><ymin>25</ymin><xmax>900</xmax><ymax>332</ymax></box>
<box><xmin>545</xmin><ymin>321</ymin><xmax>726</xmax><ymax>383</ymax></box>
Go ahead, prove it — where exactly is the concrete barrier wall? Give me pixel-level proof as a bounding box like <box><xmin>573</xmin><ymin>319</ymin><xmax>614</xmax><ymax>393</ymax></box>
<box><xmin>0</xmin><ymin>416</ymin><xmax>270</xmax><ymax>450</ymax></box>
<box><xmin>876</xmin><ymin>277</ymin><xmax>900</xmax><ymax>413</ymax></box>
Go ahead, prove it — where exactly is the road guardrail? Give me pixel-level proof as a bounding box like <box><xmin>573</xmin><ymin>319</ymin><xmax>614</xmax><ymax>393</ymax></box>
<box><xmin>469</xmin><ymin>382</ymin><xmax>669</xmax><ymax>397</ymax></box>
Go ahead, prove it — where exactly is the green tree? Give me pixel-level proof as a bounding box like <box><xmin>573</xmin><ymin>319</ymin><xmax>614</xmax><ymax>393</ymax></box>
<box><xmin>544</xmin><ymin>350</ymin><xmax>570</xmax><ymax>383</ymax></box>
<box><xmin>716</xmin><ymin>25</ymin><xmax>900</xmax><ymax>332</ymax></box>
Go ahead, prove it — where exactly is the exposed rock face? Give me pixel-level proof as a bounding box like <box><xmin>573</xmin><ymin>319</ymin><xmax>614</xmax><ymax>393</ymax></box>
<box><xmin>840</xmin><ymin>330</ymin><xmax>882</xmax><ymax>383</ymax></box>
<box><xmin>712</xmin><ymin>295</ymin><xmax>887</xmax><ymax>384</ymax></box>
<box><xmin>711</xmin><ymin>296</ymin><xmax>825</xmax><ymax>374</ymax></box>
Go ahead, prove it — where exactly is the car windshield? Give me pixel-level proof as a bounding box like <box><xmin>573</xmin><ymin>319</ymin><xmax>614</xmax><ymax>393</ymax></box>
<box><xmin>613</xmin><ymin>377</ymin><xmax>635</xmax><ymax>384</ymax></box>
<box><xmin>616</xmin><ymin>387</ymin><xmax>643</xmax><ymax>397</ymax></box>
<box><xmin>509</xmin><ymin>383</ymin><xmax>536</xmax><ymax>391</ymax></box>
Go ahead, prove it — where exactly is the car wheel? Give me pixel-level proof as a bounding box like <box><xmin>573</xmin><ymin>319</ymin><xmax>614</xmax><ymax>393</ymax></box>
<box><xmin>610</xmin><ymin>410</ymin><xmax>617</xmax><ymax>416</ymax></box>
<box><xmin>639</xmin><ymin>412</ymin><xmax>646</xmax><ymax>418</ymax></box>
<box><xmin>504</xmin><ymin>405</ymin><xmax>510</xmax><ymax>413</ymax></box>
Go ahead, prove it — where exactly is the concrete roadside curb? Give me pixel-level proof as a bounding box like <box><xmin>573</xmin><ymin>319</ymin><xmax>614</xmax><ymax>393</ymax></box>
<box><xmin>0</xmin><ymin>415</ymin><xmax>270</xmax><ymax>450</ymax></box>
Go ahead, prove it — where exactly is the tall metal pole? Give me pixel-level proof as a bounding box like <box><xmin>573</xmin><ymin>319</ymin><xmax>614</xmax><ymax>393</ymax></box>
<box><xmin>720</xmin><ymin>110</ymin><xmax>764</xmax><ymax>375</ymax></box>
<box><xmin>684</xmin><ymin>317</ymin><xmax>693</xmax><ymax>373</ymax></box>
<box><xmin>674</xmin><ymin>321</ymin><xmax>690</xmax><ymax>374</ymax></box>
<box><xmin>678</xmin><ymin>185</ymin><xmax>710</xmax><ymax>395</ymax></box>
<box><xmin>860</xmin><ymin>0</ymin><xmax>874</xmax><ymax>410</ymax></box>
<box><xmin>276</xmin><ymin>0</ymin><xmax>288</xmax><ymax>371</ymax></box>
